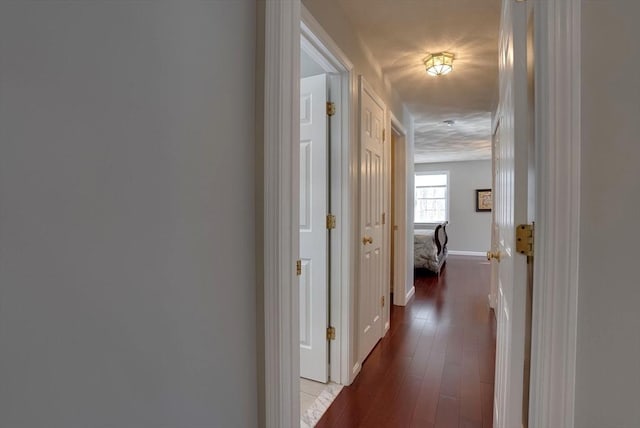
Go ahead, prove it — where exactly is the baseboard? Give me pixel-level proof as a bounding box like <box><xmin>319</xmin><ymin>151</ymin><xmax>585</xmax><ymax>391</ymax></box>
<box><xmin>405</xmin><ymin>286</ymin><xmax>415</xmax><ymax>303</ymax></box>
<box><xmin>351</xmin><ymin>362</ymin><xmax>361</xmax><ymax>379</ymax></box>
<box><xmin>384</xmin><ymin>321</ymin><xmax>390</xmax><ymax>333</ymax></box>
<box><xmin>488</xmin><ymin>293</ymin><xmax>497</xmax><ymax>310</ymax></box>
<box><xmin>448</xmin><ymin>250</ymin><xmax>486</xmax><ymax>257</ymax></box>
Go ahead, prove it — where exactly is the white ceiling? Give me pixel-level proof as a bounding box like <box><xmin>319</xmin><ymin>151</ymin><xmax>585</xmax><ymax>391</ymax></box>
<box><xmin>335</xmin><ymin>0</ymin><xmax>500</xmax><ymax>163</ymax></box>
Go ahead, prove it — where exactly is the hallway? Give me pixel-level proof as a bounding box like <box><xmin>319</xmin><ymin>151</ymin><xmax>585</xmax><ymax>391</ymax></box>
<box><xmin>316</xmin><ymin>256</ymin><xmax>496</xmax><ymax>428</ymax></box>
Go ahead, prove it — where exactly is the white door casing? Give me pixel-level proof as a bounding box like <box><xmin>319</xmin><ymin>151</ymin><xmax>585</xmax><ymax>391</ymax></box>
<box><xmin>299</xmin><ymin>74</ymin><xmax>329</xmax><ymax>383</ymax></box>
<box><xmin>390</xmin><ymin>114</ymin><xmax>409</xmax><ymax>307</ymax></box>
<box><xmin>358</xmin><ymin>78</ymin><xmax>385</xmax><ymax>363</ymax></box>
<box><xmin>489</xmin><ymin>123</ymin><xmax>500</xmax><ymax>310</ymax></box>
<box><xmin>493</xmin><ymin>1</ymin><xmax>533</xmax><ymax>427</ymax></box>
<box><xmin>382</xmin><ymin>110</ymin><xmax>391</xmax><ymax>333</ymax></box>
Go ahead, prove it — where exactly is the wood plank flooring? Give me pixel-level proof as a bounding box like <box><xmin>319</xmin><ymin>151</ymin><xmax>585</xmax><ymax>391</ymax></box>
<box><xmin>316</xmin><ymin>256</ymin><xmax>496</xmax><ymax>428</ymax></box>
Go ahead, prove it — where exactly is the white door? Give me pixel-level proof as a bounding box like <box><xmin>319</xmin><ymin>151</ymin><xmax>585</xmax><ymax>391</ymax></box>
<box><xmin>299</xmin><ymin>74</ymin><xmax>329</xmax><ymax>383</ymax></box>
<box><xmin>358</xmin><ymin>79</ymin><xmax>386</xmax><ymax>362</ymax></box>
<box><xmin>493</xmin><ymin>1</ymin><xmax>534</xmax><ymax>427</ymax></box>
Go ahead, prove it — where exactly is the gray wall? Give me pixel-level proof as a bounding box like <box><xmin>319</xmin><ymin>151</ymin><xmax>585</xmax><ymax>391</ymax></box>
<box><xmin>0</xmin><ymin>2</ymin><xmax>257</xmax><ymax>427</ymax></box>
<box><xmin>415</xmin><ymin>160</ymin><xmax>492</xmax><ymax>253</ymax></box>
<box><xmin>576</xmin><ymin>1</ymin><xmax>640</xmax><ymax>427</ymax></box>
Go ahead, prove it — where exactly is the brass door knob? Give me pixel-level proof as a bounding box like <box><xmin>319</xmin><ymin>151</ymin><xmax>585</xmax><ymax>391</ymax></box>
<box><xmin>486</xmin><ymin>250</ymin><xmax>502</xmax><ymax>262</ymax></box>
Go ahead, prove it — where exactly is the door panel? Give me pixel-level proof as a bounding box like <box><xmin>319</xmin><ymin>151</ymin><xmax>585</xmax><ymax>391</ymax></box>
<box><xmin>358</xmin><ymin>81</ymin><xmax>385</xmax><ymax>362</ymax></box>
<box><xmin>493</xmin><ymin>1</ymin><xmax>534</xmax><ymax>427</ymax></box>
<box><xmin>299</xmin><ymin>74</ymin><xmax>328</xmax><ymax>383</ymax></box>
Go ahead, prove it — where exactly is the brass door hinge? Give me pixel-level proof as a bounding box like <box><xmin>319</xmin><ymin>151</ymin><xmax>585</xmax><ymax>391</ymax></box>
<box><xmin>296</xmin><ymin>259</ymin><xmax>302</xmax><ymax>276</ymax></box>
<box><xmin>326</xmin><ymin>101</ymin><xmax>336</xmax><ymax>117</ymax></box>
<box><xmin>381</xmin><ymin>295</ymin><xmax>385</xmax><ymax>307</ymax></box>
<box><xmin>326</xmin><ymin>214</ymin><xmax>336</xmax><ymax>230</ymax></box>
<box><xmin>326</xmin><ymin>326</ymin><xmax>336</xmax><ymax>341</ymax></box>
<box><xmin>382</xmin><ymin>128</ymin><xmax>386</xmax><ymax>142</ymax></box>
<box><xmin>516</xmin><ymin>224</ymin><xmax>534</xmax><ymax>256</ymax></box>
<box><xmin>382</xmin><ymin>212</ymin><xmax>386</xmax><ymax>225</ymax></box>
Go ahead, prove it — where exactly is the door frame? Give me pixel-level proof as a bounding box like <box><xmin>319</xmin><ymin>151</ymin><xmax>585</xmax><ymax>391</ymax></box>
<box><xmin>262</xmin><ymin>3</ymin><xmax>356</xmax><ymax>427</ymax></box>
<box><xmin>488</xmin><ymin>119</ymin><xmax>500</xmax><ymax>310</ymax></box>
<box><xmin>300</xmin><ymin>6</ymin><xmax>357</xmax><ymax>387</ymax></box>
<box><xmin>529</xmin><ymin>0</ymin><xmax>581</xmax><ymax>427</ymax></box>
<box><xmin>262</xmin><ymin>0</ymin><xmax>581</xmax><ymax>427</ymax></box>
<box><xmin>389</xmin><ymin>114</ymin><xmax>411</xmax><ymax>306</ymax></box>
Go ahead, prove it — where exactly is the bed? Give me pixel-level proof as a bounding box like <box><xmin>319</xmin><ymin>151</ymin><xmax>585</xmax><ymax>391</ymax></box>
<box><xmin>414</xmin><ymin>222</ymin><xmax>449</xmax><ymax>274</ymax></box>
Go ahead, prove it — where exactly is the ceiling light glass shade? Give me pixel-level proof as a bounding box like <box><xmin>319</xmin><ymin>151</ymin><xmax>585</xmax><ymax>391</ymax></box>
<box><xmin>424</xmin><ymin>52</ymin><xmax>455</xmax><ymax>76</ymax></box>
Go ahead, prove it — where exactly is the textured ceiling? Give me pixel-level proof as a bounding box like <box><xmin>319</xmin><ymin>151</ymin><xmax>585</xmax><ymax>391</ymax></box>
<box><xmin>336</xmin><ymin>0</ymin><xmax>500</xmax><ymax>163</ymax></box>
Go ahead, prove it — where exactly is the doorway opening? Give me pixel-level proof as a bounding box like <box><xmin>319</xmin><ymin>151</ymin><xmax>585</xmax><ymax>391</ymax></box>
<box><xmin>263</xmin><ymin>1</ymin><xmax>581</xmax><ymax>426</ymax></box>
<box><xmin>298</xmin><ymin>7</ymin><xmax>356</xmax><ymax>424</ymax></box>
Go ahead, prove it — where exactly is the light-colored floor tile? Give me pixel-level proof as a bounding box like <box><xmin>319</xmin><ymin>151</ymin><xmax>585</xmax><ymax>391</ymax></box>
<box><xmin>300</xmin><ymin>378</ymin><xmax>327</xmax><ymax>396</ymax></box>
<box><xmin>300</xmin><ymin>391</ymin><xmax>317</xmax><ymax>416</ymax></box>
<box><xmin>300</xmin><ymin>383</ymin><xmax>344</xmax><ymax>427</ymax></box>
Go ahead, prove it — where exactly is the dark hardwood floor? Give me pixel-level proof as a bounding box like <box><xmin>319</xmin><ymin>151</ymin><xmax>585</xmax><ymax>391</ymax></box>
<box><xmin>316</xmin><ymin>256</ymin><xmax>496</xmax><ymax>428</ymax></box>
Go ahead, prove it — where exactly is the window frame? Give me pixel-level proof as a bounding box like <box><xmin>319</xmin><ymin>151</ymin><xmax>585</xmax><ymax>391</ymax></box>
<box><xmin>414</xmin><ymin>170</ymin><xmax>450</xmax><ymax>227</ymax></box>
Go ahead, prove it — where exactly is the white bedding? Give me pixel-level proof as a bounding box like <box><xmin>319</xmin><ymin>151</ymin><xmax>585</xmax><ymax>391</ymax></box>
<box><xmin>414</xmin><ymin>229</ymin><xmax>440</xmax><ymax>272</ymax></box>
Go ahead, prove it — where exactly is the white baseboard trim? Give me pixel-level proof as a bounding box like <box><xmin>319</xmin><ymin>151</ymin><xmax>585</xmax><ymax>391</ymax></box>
<box><xmin>448</xmin><ymin>250</ymin><xmax>486</xmax><ymax>257</ymax></box>
<box><xmin>405</xmin><ymin>286</ymin><xmax>415</xmax><ymax>303</ymax></box>
<box><xmin>384</xmin><ymin>321</ymin><xmax>390</xmax><ymax>333</ymax></box>
<box><xmin>351</xmin><ymin>362</ymin><xmax>361</xmax><ymax>378</ymax></box>
<box><xmin>488</xmin><ymin>293</ymin><xmax>496</xmax><ymax>310</ymax></box>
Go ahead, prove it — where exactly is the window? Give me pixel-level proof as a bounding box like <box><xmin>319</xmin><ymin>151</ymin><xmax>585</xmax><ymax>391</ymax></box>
<box><xmin>415</xmin><ymin>172</ymin><xmax>448</xmax><ymax>223</ymax></box>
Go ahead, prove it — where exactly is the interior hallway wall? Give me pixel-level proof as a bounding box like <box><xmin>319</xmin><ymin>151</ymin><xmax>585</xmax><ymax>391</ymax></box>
<box><xmin>0</xmin><ymin>2</ymin><xmax>258</xmax><ymax>427</ymax></box>
<box><xmin>576</xmin><ymin>1</ymin><xmax>640</xmax><ymax>427</ymax></box>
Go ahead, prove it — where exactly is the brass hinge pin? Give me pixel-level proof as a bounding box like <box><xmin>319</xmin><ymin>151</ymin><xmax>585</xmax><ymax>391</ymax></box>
<box><xmin>326</xmin><ymin>102</ymin><xmax>336</xmax><ymax>117</ymax></box>
<box><xmin>326</xmin><ymin>214</ymin><xmax>336</xmax><ymax>230</ymax></box>
<box><xmin>326</xmin><ymin>326</ymin><xmax>336</xmax><ymax>341</ymax></box>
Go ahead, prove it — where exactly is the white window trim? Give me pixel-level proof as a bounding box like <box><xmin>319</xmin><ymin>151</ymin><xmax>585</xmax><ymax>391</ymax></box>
<box><xmin>414</xmin><ymin>170</ymin><xmax>449</xmax><ymax>227</ymax></box>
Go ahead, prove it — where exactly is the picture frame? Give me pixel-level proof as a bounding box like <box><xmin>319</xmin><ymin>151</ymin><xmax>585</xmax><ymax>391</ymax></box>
<box><xmin>476</xmin><ymin>188</ymin><xmax>492</xmax><ymax>212</ymax></box>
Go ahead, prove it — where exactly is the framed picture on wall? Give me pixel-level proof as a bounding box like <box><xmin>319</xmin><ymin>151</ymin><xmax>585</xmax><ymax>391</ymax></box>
<box><xmin>476</xmin><ymin>189</ymin><xmax>492</xmax><ymax>212</ymax></box>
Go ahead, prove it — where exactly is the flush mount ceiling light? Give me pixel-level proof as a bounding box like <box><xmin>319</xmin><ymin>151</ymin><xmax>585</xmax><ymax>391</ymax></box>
<box><xmin>424</xmin><ymin>52</ymin><xmax>455</xmax><ymax>76</ymax></box>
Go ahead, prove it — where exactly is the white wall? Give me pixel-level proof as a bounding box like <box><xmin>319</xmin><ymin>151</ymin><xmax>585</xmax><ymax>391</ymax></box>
<box><xmin>0</xmin><ymin>3</ymin><xmax>258</xmax><ymax>427</ymax></box>
<box><xmin>414</xmin><ymin>160</ymin><xmax>492</xmax><ymax>253</ymax></box>
<box><xmin>576</xmin><ymin>2</ymin><xmax>640</xmax><ymax>427</ymax></box>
